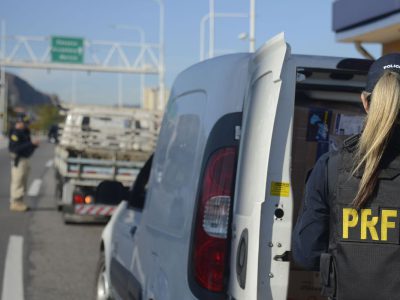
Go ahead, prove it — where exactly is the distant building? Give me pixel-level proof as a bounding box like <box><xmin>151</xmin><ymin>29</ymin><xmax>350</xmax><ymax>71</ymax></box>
<box><xmin>143</xmin><ymin>87</ymin><xmax>169</xmax><ymax>111</ymax></box>
<box><xmin>332</xmin><ymin>0</ymin><xmax>400</xmax><ymax>56</ymax></box>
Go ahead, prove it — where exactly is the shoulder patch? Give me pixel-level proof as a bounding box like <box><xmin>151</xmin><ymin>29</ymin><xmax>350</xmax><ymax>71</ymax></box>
<box><xmin>11</xmin><ymin>134</ymin><xmax>18</xmax><ymax>142</ymax></box>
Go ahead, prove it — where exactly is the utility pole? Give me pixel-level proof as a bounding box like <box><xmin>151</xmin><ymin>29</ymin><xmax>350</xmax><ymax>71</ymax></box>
<box><xmin>0</xmin><ymin>20</ymin><xmax>7</xmax><ymax>134</ymax></box>
<box><xmin>249</xmin><ymin>0</ymin><xmax>256</xmax><ymax>52</ymax></box>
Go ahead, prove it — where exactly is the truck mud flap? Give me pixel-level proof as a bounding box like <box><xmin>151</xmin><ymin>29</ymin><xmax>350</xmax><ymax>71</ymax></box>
<box><xmin>74</xmin><ymin>204</ymin><xmax>116</xmax><ymax>216</ymax></box>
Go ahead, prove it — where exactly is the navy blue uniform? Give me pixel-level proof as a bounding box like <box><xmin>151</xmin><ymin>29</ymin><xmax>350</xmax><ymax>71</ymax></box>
<box><xmin>8</xmin><ymin>125</ymin><xmax>37</xmax><ymax>209</ymax></box>
<box><xmin>9</xmin><ymin>127</ymin><xmax>37</xmax><ymax>162</ymax></box>
<box><xmin>292</xmin><ymin>152</ymin><xmax>332</xmax><ymax>270</ymax></box>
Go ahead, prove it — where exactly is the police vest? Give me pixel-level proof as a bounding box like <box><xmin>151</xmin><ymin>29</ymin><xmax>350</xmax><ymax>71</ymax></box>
<box><xmin>324</xmin><ymin>135</ymin><xmax>400</xmax><ymax>300</ymax></box>
<box><xmin>8</xmin><ymin>128</ymin><xmax>35</xmax><ymax>158</ymax></box>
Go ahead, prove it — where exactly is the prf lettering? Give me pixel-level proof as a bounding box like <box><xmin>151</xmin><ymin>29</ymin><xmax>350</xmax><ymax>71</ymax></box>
<box><xmin>342</xmin><ymin>208</ymin><xmax>398</xmax><ymax>242</ymax></box>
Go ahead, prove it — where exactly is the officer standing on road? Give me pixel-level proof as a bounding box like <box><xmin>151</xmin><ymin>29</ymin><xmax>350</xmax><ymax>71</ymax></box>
<box><xmin>8</xmin><ymin>114</ymin><xmax>39</xmax><ymax>212</ymax></box>
<box><xmin>293</xmin><ymin>53</ymin><xmax>400</xmax><ymax>300</ymax></box>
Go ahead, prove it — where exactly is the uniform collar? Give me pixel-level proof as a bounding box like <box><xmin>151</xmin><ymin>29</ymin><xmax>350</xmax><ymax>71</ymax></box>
<box><xmin>378</xmin><ymin>127</ymin><xmax>400</xmax><ymax>179</ymax></box>
<box><xmin>343</xmin><ymin>127</ymin><xmax>400</xmax><ymax>180</ymax></box>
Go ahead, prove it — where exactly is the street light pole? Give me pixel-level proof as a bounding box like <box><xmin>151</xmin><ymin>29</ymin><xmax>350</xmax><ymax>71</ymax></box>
<box><xmin>209</xmin><ymin>0</ymin><xmax>215</xmax><ymax>59</ymax></box>
<box><xmin>0</xmin><ymin>20</ymin><xmax>7</xmax><ymax>133</ymax></box>
<box><xmin>154</xmin><ymin>0</ymin><xmax>165</xmax><ymax>111</ymax></box>
<box><xmin>144</xmin><ymin>0</ymin><xmax>165</xmax><ymax>110</ymax></box>
<box><xmin>200</xmin><ymin>14</ymin><xmax>209</xmax><ymax>61</ymax></box>
<box><xmin>249</xmin><ymin>0</ymin><xmax>256</xmax><ymax>52</ymax></box>
<box><xmin>200</xmin><ymin>13</ymin><xmax>248</xmax><ymax>61</ymax></box>
<box><xmin>112</xmin><ymin>25</ymin><xmax>146</xmax><ymax>107</ymax></box>
<box><xmin>131</xmin><ymin>0</ymin><xmax>165</xmax><ymax>110</ymax></box>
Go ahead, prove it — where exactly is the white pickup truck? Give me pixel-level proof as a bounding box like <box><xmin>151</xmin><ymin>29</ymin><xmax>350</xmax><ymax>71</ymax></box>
<box><xmin>95</xmin><ymin>33</ymin><xmax>370</xmax><ymax>300</ymax></box>
<box><xmin>54</xmin><ymin>106</ymin><xmax>160</xmax><ymax>223</ymax></box>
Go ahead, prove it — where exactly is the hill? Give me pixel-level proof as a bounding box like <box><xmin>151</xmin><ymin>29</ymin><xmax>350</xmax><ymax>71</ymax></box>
<box><xmin>5</xmin><ymin>72</ymin><xmax>59</xmax><ymax>108</ymax></box>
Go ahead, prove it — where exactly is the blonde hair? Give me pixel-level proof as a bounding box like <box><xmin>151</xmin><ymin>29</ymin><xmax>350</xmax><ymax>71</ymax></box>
<box><xmin>353</xmin><ymin>71</ymin><xmax>400</xmax><ymax>208</ymax></box>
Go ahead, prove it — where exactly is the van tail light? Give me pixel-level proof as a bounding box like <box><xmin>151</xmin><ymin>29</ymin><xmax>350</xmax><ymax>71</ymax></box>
<box><xmin>193</xmin><ymin>147</ymin><xmax>237</xmax><ymax>293</ymax></box>
<box><xmin>73</xmin><ymin>193</ymin><xmax>84</xmax><ymax>204</ymax></box>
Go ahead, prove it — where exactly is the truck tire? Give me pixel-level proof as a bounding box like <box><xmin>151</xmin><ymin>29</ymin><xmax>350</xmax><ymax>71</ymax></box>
<box><xmin>94</xmin><ymin>253</ymin><xmax>113</xmax><ymax>300</ymax></box>
<box><xmin>63</xmin><ymin>212</ymin><xmax>72</xmax><ymax>224</ymax></box>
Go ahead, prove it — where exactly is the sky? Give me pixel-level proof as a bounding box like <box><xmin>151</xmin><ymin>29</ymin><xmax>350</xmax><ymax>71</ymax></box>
<box><xmin>1</xmin><ymin>0</ymin><xmax>381</xmax><ymax>107</ymax></box>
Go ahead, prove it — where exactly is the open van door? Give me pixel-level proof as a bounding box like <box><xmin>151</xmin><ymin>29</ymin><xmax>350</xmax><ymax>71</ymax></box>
<box><xmin>229</xmin><ymin>33</ymin><xmax>295</xmax><ymax>300</ymax></box>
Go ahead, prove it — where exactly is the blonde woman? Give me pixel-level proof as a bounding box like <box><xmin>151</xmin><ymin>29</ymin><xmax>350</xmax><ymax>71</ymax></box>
<box><xmin>293</xmin><ymin>53</ymin><xmax>400</xmax><ymax>300</ymax></box>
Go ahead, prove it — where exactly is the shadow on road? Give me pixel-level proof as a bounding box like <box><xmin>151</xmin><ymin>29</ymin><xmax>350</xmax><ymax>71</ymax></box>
<box><xmin>29</xmin><ymin>206</ymin><xmax>57</xmax><ymax>212</ymax></box>
<box><xmin>63</xmin><ymin>221</ymin><xmax>107</xmax><ymax>227</ymax></box>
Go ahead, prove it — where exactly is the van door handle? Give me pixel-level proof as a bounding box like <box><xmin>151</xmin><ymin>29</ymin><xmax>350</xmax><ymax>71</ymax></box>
<box><xmin>273</xmin><ymin>251</ymin><xmax>291</xmax><ymax>262</ymax></box>
<box><xmin>130</xmin><ymin>226</ymin><xmax>137</xmax><ymax>237</ymax></box>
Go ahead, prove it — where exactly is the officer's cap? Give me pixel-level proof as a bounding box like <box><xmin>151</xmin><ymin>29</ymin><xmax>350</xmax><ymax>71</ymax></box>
<box><xmin>366</xmin><ymin>53</ymin><xmax>400</xmax><ymax>93</ymax></box>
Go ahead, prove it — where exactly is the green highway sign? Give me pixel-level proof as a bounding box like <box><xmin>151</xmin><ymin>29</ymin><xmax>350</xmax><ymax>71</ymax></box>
<box><xmin>51</xmin><ymin>36</ymin><xmax>84</xmax><ymax>64</ymax></box>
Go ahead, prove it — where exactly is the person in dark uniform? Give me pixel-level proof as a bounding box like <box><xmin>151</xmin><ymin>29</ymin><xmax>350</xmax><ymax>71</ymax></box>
<box><xmin>47</xmin><ymin>124</ymin><xmax>59</xmax><ymax>144</ymax></box>
<box><xmin>293</xmin><ymin>53</ymin><xmax>400</xmax><ymax>300</ymax></box>
<box><xmin>8</xmin><ymin>114</ymin><xmax>39</xmax><ymax>212</ymax></box>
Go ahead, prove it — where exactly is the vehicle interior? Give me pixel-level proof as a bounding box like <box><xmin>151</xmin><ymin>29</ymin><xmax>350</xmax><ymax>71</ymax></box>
<box><xmin>127</xmin><ymin>154</ymin><xmax>154</xmax><ymax>210</ymax></box>
<box><xmin>288</xmin><ymin>65</ymin><xmax>367</xmax><ymax>299</ymax></box>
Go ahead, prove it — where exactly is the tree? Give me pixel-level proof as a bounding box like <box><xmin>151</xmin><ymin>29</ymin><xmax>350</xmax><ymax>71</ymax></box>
<box><xmin>30</xmin><ymin>104</ymin><xmax>64</xmax><ymax>133</ymax></box>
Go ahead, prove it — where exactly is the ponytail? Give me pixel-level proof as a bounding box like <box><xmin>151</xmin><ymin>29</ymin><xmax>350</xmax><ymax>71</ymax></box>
<box><xmin>353</xmin><ymin>71</ymin><xmax>400</xmax><ymax>208</ymax></box>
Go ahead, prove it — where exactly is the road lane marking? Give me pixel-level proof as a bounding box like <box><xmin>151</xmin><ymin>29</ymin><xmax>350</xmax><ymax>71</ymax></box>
<box><xmin>1</xmin><ymin>235</ymin><xmax>24</xmax><ymax>300</ymax></box>
<box><xmin>27</xmin><ymin>179</ymin><xmax>42</xmax><ymax>197</ymax></box>
<box><xmin>45</xmin><ymin>159</ymin><xmax>53</xmax><ymax>168</ymax></box>
<box><xmin>0</xmin><ymin>135</ymin><xmax>7</xmax><ymax>149</ymax></box>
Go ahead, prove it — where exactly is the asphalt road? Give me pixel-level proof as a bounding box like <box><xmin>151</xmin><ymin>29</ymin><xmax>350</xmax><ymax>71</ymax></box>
<box><xmin>0</xmin><ymin>141</ymin><xmax>105</xmax><ymax>300</ymax></box>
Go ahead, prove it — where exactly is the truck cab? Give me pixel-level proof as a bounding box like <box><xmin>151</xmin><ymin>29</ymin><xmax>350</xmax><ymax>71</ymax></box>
<box><xmin>97</xmin><ymin>33</ymin><xmax>369</xmax><ymax>300</ymax></box>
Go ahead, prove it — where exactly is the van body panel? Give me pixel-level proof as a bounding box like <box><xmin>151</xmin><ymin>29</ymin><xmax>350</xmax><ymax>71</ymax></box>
<box><xmin>129</xmin><ymin>54</ymin><xmax>251</xmax><ymax>300</ymax></box>
<box><xmin>108</xmin><ymin>202</ymin><xmax>143</xmax><ymax>299</ymax></box>
<box><xmin>101</xmin><ymin>200</ymin><xmax>128</xmax><ymax>298</ymax></box>
<box><xmin>229</xmin><ymin>33</ymin><xmax>289</xmax><ymax>300</ymax></box>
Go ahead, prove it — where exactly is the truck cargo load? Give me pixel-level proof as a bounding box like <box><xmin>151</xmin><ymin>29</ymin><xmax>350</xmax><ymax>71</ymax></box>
<box><xmin>54</xmin><ymin>105</ymin><xmax>161</xmax><ymax>223</ymax></box>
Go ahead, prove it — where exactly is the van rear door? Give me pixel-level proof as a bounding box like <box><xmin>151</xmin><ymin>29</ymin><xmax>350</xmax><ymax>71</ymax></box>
<box><xmin>229</xmin><ymin>33</ymin><xmax>295</xmax><ymax>300</ymax></box>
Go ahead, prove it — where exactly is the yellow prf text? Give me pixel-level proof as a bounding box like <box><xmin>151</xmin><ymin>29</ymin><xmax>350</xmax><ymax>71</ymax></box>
<box><xmin>342</xmin><ymin>208</ymin><xmax>398</xmax><ymax>241</ymax></box>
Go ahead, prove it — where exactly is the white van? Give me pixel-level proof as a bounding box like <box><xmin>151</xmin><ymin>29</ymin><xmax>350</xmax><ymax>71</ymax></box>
<box><xmin>94</xmin><ymin>33</ymin><xmax>369</xmax><ymax>300</ymax></box>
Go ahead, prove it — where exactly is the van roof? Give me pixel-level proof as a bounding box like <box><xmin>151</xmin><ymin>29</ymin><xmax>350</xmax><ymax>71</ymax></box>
<box><xmin>291</xmin><ymin>54</ymin><xmax>373</xmax><ymax>74</ymax></box>
<box><xmin>170</xmin><ymin>53</ymin><xmax>251</xmax><ymax>98</ymax></box>
<box><xmin>173</xmin><ymin>52</ymin><xmax>372</xmax><ymax>95</ymax></box>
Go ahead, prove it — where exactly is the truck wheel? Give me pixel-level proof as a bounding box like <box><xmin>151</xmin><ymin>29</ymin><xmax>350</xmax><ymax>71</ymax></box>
<box><xmin>95</xmin><ymin>253</ymin><xmax>113</xmax><ymax>300</ymax></box>
<box><xmin>63</xmin><ymin>212</ymin><xmax>75</xmax><ymax>224</ymax></box>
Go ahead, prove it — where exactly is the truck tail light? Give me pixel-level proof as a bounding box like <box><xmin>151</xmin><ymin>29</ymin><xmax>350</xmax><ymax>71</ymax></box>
<box><xmin>192</xmin><ymin>147</ymin><xmax>237</xmax><ymax>293</ymax></box>
<box><xmin>73</xmin><ymin>193</ymin><xmax>84</xmax><ymax>204</ymax></box>
<box><xmin>84</xmin><ymin>195</ymin><xmax>94</xmax><ymax>204</ymax></box>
